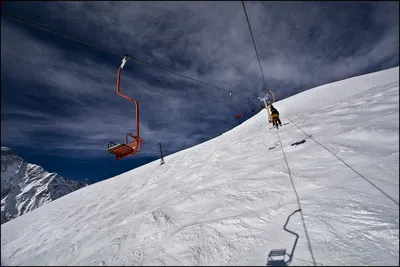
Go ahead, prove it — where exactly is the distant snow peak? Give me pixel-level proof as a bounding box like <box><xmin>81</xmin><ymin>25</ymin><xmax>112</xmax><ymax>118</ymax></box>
<box><xmin>1</xmin><ymin>147</ymin><xmax>12</xmax><ymax>153</ymax></box>
<box><xmin>1</xmin><ymin>147</ymin><xmax>87</xmax><ymax>224</ymax></box>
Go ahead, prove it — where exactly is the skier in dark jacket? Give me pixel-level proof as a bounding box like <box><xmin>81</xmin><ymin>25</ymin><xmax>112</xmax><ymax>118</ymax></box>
<box><xmin>270</xmin><ymin>104</ymin><xmax>282</xmax><ymax>127</ymax></box>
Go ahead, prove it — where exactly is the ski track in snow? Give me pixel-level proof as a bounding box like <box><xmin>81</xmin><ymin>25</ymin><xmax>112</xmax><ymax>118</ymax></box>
<box><xmin>1</xmin><ymin>67</ymin><xmax>399</xmax><ymax>266</ymax></box>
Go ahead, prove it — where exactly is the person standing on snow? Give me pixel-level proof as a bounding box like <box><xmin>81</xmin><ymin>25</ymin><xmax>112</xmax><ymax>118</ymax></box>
<box><xmin>270</xmin><ymin>104</ymin><xmax>282</xmax><ymax>127</ymax></box>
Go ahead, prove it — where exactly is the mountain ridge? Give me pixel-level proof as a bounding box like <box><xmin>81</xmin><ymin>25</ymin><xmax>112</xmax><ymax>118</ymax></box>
<box><xmin>1</xmin><ymin>146</ymin><xmax>87</xmax><ymax>224</ymax></box>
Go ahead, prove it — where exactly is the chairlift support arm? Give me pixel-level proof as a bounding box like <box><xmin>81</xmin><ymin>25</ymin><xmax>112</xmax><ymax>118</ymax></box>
<box><xmin>117</xmin><ymin>56</ymin><xmax>140</xmax><ymax>138</ymax></box>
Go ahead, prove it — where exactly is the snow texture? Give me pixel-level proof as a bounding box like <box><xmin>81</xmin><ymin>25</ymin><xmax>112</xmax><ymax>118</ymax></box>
<box><xmin>1</xmin><ymin>147</ymin><xmax>87</xmax><ymax>224</ymax></box>
<box><xmin>1</xmin><ymin>67</ymin><xmax>399</xmax><ymax>266</ymax></box>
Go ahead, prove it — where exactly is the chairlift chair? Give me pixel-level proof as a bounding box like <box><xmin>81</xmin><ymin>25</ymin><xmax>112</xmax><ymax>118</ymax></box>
<box><xmin>230</xmin><ymin>92</ymin><xmax>245</xmax><ymax>120</ymax></box>
<box><xmin>235</xmin><ymin>112</ymin><xmax>243</xmax><ymax>119</ymax></box>
<box><xmin>107</xmin><ymin>56</ymin><xmax>143</xmax><ymax>160</ymax></box>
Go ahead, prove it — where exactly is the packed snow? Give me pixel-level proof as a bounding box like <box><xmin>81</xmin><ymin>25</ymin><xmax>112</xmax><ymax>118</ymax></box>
<box><xmin>1</xmin><ymin>67</ymin><xmax>399</xmax><ymax>266</ymax></box>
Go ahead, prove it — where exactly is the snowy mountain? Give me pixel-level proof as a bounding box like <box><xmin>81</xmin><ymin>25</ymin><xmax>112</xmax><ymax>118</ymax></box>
<box><xmin>1</xmin><ymin>67</ymin><xmax>399</xmax><ymax>266</ymax></box>
<box><xmin>1</xmin><ymin>147</ymin><xmax>87</xmax><ymax>224</ymax></box>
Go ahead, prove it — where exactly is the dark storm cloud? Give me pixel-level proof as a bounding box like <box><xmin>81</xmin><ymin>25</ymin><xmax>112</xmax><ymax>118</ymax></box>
<box><xmin>1</xmin><ymin>1</ymin><xmax>398</xmax><ymax>158</ymax></box>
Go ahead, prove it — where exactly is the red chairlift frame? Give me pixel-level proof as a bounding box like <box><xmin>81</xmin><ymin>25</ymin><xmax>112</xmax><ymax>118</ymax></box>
<box><xmin>107</xmin><ymin>56</ymin><xmax>143</xmax><ymax>160</ymax></box>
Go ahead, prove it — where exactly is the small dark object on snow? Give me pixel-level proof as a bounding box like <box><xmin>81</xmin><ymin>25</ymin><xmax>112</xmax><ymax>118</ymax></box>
<box><xmin>266</xmin><ymin>249</ymin><xmax>287</xmax><ymax>266</ymax></box>
<box><xmin>269</xmin><ymin>142</ymin><xmax>279</xmax><ymax>150</ymax></box>
<box><xmin>290</xmin><ymin>139</ymin><xmax>306</xmax><ymax>147</ymax></box>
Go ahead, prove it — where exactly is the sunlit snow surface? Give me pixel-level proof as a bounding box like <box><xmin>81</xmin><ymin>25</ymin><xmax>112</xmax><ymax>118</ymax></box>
<box><xmin>1</xmin><ymin>67</ymin><xmax>399</xmax><ymax>266</ymax></box>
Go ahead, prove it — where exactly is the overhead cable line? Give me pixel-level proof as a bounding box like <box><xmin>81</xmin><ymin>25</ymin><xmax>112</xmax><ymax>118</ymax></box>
<box><xmin>1</xmin><ymin>11</ymin><xmax>255</xmax><ymax>99</ymax></box>
<box><xmin>241</xmin><ymin>1</ymin><xmax>268</xmax><ymax>91</ymax></box>
<box><xmin>2</xmin><ymin>12</ymin><xmax>122</xmax><ymax>57</ymax></box>
<box><xmin>288</xmin><ymin>118</ymin><xmax>399</xmax><ymax>207</ymax></box>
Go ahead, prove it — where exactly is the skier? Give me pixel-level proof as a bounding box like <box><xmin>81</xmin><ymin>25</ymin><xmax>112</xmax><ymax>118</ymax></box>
<box><xmin>270</xmin><ymin>104</ymin><xmax>282</xmax><ymax>127</ymax></box>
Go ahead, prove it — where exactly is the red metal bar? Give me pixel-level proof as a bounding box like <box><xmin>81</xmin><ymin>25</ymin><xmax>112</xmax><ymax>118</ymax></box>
<box><xmin>116</xmin><ymin>58</ymin><xmax>139</xmax><ymax>138</ymax></box>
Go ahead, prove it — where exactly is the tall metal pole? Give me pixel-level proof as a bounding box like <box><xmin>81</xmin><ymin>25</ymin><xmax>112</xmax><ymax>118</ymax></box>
<box><xmin>158</xmin><ymin>143</ymin><xmax>165</xmax><ymax>165</ymax></box>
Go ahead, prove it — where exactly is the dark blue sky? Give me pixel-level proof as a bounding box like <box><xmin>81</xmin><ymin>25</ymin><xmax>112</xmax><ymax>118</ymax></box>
<box><xmin>1</xmin><ymin>1</ymin><xmax>398</xmax><ymax>184</ymax></box>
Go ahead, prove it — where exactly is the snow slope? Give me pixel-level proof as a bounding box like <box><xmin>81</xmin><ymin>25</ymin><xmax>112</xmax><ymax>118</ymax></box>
<box><xmin>1</xmin><ymin>147</ymin><xmax>87</xmax><ymax>224</ymax></box>
<box><xmin>1</xmin><ymin>67</ymin><xmax>399</xmax><ymax>266</ymax></box>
